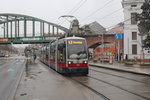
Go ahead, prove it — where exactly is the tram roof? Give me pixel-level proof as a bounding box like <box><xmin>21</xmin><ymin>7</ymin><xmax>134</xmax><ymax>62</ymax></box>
<box><xmin>63</xmin><ymin>36</ymin><xmax>85</xmax><ymax>40</ymax></box>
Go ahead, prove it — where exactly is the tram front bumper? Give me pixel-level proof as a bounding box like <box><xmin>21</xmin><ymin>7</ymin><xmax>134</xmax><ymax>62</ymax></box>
<box><xmin>63</xmin><ymin>67</ymin><xmax>89</xmax><ymax>74</ymax></box>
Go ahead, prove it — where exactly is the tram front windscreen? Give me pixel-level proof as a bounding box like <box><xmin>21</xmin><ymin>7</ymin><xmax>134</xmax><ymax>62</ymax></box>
<box><xmin>67</xmin><ymin>39</ymin><xmax>88</xmax><ymax>59</ymax></box>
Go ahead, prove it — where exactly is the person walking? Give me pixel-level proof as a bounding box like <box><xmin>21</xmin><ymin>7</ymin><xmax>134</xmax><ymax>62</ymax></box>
<box><xmin>33</xmin><ymin>54</ymin><xmax>37</xmax><ymax>63</ymax></box>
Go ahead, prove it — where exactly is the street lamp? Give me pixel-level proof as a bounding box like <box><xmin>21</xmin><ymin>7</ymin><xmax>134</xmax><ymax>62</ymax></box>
<box><xmin>99</xmin><ymin>33</ymin><xmax>104</xmax><ymax>63</ymax></box>
<box><xmin>102</xmin><ymin>33</ymin><xmax>104</xmax><ymax>63</ymax></box>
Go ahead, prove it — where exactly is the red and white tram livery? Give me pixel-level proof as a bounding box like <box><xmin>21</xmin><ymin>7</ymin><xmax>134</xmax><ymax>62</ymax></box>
<box><xmin>40</xmin><ymin>37</ymin><xmax>89</xmax><ymax>75</ymax></box>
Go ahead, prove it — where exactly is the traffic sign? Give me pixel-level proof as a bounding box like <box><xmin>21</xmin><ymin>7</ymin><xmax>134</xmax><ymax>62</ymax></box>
<box><xmin>114</xmin><ymin>33</ymin><xmax>123</xmax><ymax>39</ymax></box>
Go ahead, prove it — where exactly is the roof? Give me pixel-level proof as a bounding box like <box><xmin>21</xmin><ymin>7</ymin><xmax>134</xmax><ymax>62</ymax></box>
<box><xmin>110</xmin><ymin>27</ymin><xmax>124</xmax><ymax>33</ymax></box>
<box><xmin>65</xmin><ymin>36</ymin><xmax>85</xmax><ymax>40</ymax></box>
<box><xmin>107</xmin><ymin>26</ymin><xmax>124</xmax><ymax>34</ymax></box>
<box><xmin>82</xmin><ymin>21</ymin><xmax>106</xmax><ymax>35</ymax></box>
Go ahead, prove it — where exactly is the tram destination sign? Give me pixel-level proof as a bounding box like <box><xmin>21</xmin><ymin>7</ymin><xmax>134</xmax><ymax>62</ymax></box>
<box><xmin>68</xmin><ymin>40</ymin><xmax>83</xmax><ymax>44</ymax></box>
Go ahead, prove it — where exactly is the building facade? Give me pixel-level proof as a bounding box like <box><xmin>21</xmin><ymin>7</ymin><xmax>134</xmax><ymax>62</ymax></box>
<box><xmin>122</xmin><ymin>0</ymin><xmax>147</xmax><ymax>59</ymax></box>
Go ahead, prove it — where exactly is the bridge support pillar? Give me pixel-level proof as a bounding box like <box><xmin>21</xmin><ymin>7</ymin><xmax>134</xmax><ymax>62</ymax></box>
<box><xmin>24</xmin><ymin>19</ymin><xmax>27</xmax><ymax>37</ymax></box>
<box><xmin>33</xmin><ymin>20</ymin><xmax>35</xmax><ymax>37</ymax></box>
<box><xmin>40</xmin><ymin>22</ymin><xmax>42</xmax><ymax>36</ymax></box>
<box><xmin>3</xmin><ymin>23</ymin><xmax>5</xmax><ymax>38</ymax></box>
<box><xmin>10</xmin><ymin>21</ymin><xmax>12</xmax><ymax>38</ymax></box>
<box><xmin>6</xmin><ymin>16</ymin><xmax>8</xmax><ymax>38</ymax></box>
<box><xmin>18</xmin><ymin>20</ymin><xmax>20</xmax><ymax>37</ymax></box>
<box><xmin>15</xmin><ymin>17</ymin><xmax>17</xmax><ymax>38</ymax></box>
<box><xmin>48</xmin><ymin>24</ymin><xmax>50</xmax><ymax>35</ymax></box>
<box><xmin>43</xmin><ymin>22</ymin><xmax>45</xmax><ymax>36</ymax></box>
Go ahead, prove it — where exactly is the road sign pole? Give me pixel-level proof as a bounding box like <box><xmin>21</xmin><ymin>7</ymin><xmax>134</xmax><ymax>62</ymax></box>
<box><xmin>118</xmin><ymin>40</ymin><xmax>120</xmax><ymax>61</ymax></box>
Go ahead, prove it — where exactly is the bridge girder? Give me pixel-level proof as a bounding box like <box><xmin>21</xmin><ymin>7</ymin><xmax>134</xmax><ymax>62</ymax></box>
<box><xmin>0</xmin><ymin>13</ymin><xmax>69</xmax><ymax>39</ymax></box>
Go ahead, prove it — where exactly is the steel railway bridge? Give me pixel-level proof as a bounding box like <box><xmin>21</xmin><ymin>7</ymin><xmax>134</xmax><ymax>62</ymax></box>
<box><xmin>0</xmin><ymin>13</ymin><xmax>69</xmax><ymax>44</ymax></box>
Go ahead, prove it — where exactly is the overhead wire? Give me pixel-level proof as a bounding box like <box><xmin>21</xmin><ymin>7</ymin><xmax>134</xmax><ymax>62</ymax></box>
<box><xmin>81</xmin><ymin>0</ymin><xmax>115</xmax><ymax>22</ymax></box>
<box><xmin>58</xmin><ymin>0</ymin><xmax>87</xmax><ymax>26</ymax></box>
<box><xmin>57</xmin><ymin>0</ymin><xmax>84</xmax><ymax>25</ymax></box>
<box><xmin>106</xmin><ymin>17</ymin><xmax>132</xmax><ymax>30</ymax></box>
<box><xmin>97</xmin><ymin>4</ymin><xmax>131</xmax><ymax>22</ymax></box>
<box><xmin>98</xmin><ymin>7</ymin><xmax>123</xmax><ymax>21</ymax></box>
<box><xmin>69</xmin><ymin>0</ymin><xmax>87</xmax><ymax>14</ymax></box>
<box><xmin>101</xmin><ymin>5</ymin><xmax>131</xmax><ymax>29</ymax></box>
<box><xmin>59</xmin><ymin>0</ymin><xmax>128</xmax><ymax>31</ymax></box>
<box><xmin>68</xmin><ymin>0</ymin><xmax>85</xmax><ymax>14</ymax></box>
<box><xmin>78</xmin><ymin>3</ymin><xmax>127</xmax><ymax>30</ymax></box>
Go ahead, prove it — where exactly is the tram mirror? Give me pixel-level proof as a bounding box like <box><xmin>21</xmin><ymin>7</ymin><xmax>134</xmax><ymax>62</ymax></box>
<box><xmin>58</xmin><ymin>44</ymin><xmax>65</xmax><ymax>50</ymax></box>
<box><xmin>58</xmin><ymin>45</ymin><xmax>63</xmax><ymax>50</ymax></box>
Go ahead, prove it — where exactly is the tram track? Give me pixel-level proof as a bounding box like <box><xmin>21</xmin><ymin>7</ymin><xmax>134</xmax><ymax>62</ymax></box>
<box><xmin>90</xmin><ymin>68</ymin><xmax>150</xmax><ymax>85</ymax></box>
<box><xmin>0</xmin><ymin>59</ymin><xmax>7</xmax><ymax>66</ymax></box>
<box><xmin>70</xmin><ymin>67</ymin><xmax>150</xmax><ymax>100</ymax></box>
<box><xmin>70</xmin><ymin>77</ymin><xmax>110</xmax><ymax>100</ymax></box>
<box><xmin>71</xmin><ymin>75</ymin><xmax>150</xmax><ymax>100</ymax></box>
<box><xmin>88</xmin><ymin>75</ymin><xmax>150</xmax><ymax>100</ymax></box>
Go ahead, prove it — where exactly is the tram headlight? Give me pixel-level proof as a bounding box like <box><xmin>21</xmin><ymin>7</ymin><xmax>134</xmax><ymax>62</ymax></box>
<box><xmin>83</xmin><ymin>61</ymin><xmax>88</xmax><ymax>64</ymax></box>
<box><xmin>68</xmin><ymin>61</ymin><xmax>73</xmax><ymax>64</ymax></box>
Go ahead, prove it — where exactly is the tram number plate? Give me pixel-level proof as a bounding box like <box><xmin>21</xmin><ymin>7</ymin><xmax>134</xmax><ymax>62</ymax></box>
<box><xmin>77</xmin><ymin>64</ymin><xmax>80</xmax><ymax>66</ymax></box>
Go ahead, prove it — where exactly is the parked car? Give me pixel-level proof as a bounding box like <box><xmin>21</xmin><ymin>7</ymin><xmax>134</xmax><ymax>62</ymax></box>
<box><xmin>5</xmin><ymin>54</ymin><xmax>9</xmax><ymax>57</ymax></box>
<box><xmin>0</xmin><ymin>53</ymin><xmax>5</xmax><ymax>57</ymax></box>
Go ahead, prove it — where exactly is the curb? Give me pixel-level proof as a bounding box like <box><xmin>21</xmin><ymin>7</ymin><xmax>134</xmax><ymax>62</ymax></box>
<box><xmin>89</xmin><ymin>63</ymin><xmax>150</xmax><ymax>76</ymax></box>
<box><xmin>8</xmin><ymin>59</ymin><xmax>27</xmax><ymax>100</ymax></box>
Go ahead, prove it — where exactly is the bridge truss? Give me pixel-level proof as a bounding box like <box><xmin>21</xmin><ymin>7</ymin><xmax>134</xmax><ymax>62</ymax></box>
<box><xmin>0</xmin><ymin>13</ymin><xmax>69</xmax><ymax>44</ymax></box>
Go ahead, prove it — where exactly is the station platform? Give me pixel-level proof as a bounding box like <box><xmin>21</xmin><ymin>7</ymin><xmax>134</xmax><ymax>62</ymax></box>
<box><xmin>89</xmin><ymin>61</ymin><xmax>150</xmax><ymax>76</ymax></box>
<box><xmin>14</xmin><ymin>61</ymin><xmax>102</xmax><ymax>100</ymax></box>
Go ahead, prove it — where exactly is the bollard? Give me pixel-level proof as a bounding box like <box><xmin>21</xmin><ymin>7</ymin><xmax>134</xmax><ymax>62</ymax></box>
<box><xmin>26</xmin><ymin>58</ymin><xmax>29</xmax><ymax>76</ymax></box>
<box><xmin>109</xmin><ymin>56</ymin><xmax>113</xmax><ymax>64</ymax></box>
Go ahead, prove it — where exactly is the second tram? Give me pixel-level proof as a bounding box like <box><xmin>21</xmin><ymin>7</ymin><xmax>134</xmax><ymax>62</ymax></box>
<box><xmin>40</xmin><ymin>36</ymin><xmax>89</xmax><ymax>75</ymax></box>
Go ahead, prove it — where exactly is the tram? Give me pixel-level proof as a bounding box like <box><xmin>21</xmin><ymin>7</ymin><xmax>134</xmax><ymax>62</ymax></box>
<box><xmin>40</xmin><ymin>36</ymin><xmax>89</xmax><ymax>75</ymax></box>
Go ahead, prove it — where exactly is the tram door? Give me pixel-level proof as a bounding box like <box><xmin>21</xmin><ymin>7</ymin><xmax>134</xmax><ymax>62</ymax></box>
<box><xmin>48</xmin><ymin>44</ymin><xmax>50</xmax><ymax>66</ymax></box>
<box><xmin>50</xmin><ymin>42</ymin><xmax>56</xmax><ymax>69</ymax></box>
<box><xmin>57</xmin><ymin>41</ymin><xmax>66</xmax><ymax>70</ymax></box>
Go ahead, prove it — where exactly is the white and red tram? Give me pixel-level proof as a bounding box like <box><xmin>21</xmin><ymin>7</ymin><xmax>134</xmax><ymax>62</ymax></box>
<box><xmin>40</xmin><ymin>36</ymin><xmax>89</xmax><ymax>75</ymax></box>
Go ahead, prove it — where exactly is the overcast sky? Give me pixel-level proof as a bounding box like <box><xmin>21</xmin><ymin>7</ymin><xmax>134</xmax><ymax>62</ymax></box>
<box><xmin>0</xmin><ymin>0</ymin><xmax>124</xmax><ymax>29</ymax></box>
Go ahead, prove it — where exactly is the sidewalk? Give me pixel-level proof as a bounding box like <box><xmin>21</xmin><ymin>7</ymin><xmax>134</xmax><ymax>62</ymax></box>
<box><xmin>89</xmin><ymin>61</ymin><xmax>150</xmax><ymax>76</ymax></box>
<box><xmin>14</xmin><ymin>61</ymin><xmax>101</xmax><ymax>100</ymax></box>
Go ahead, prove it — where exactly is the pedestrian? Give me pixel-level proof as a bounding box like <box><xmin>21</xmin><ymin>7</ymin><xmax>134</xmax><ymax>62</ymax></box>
<box><xmin>89</xmin><ymin>51</ymin><xmax>92</xmax><ymax>60</ymax></box>
<box><xmin>33</xmin><ymin>54</ymin><xmax>37</xmax><ymax>62</ymax></box>
<box><xmin>125</xmin><ymin>54</ymin><xmax>128</xmax><ymax>60</ymax></box>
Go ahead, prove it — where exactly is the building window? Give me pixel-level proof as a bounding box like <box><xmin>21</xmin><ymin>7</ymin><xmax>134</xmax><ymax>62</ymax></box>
<box><xmin>132</xmin><ymin>32</ymin><xmax>137</xmax><ymax>40</ymax></box>
<box><xmin>132</xmin><ymin>44</ymin><xmax>137</xmax><ymax>54</ymax></box>
<box><xmin>131</xmin><ymin>5</ymin><xmax>137</xmax><ymax>7</ymax></box>
<box><xmin>131</xmin><ymin>13</ymin><xmax>137</xmax><ymax>24</ymax></box>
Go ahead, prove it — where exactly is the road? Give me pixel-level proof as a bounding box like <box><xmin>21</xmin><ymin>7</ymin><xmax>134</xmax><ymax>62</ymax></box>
<box><xmin>14</xmin><ymin>60</ymin><xmax>150</xmax><ymax>100</ymax></box>
<box><xmin>72</xmin><ymin>66</ymin><xmax>150</xmax><ymax>100</ymax></box>
<box><xmin>0</xmin><ymin>56</ymin><xmax>26</xmax><ymax>100</ymax></box>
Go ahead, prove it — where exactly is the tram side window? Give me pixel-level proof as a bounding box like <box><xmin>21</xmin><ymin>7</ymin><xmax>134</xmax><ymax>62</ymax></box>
<box><xmin>50</xmin><ymin>43</ymin><xmax>56</xmax><ymax>61</ymax></box>
<box><xmin>46</xmin><ymin>46</ymin><xmax>49</xmax><ymax>60</ymax></box>
<box><xmin>58</xmin><ymin>42</ymin><xmax>66</xmax><ymax>63</ymax></box>
<box><xmin>46</xmin><ymin>54</ymin><xmax>48</xmax><ymax>60</ymax></box>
